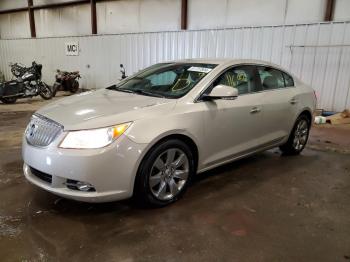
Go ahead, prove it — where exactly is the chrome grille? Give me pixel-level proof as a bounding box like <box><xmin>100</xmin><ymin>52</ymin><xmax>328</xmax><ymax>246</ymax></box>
<box><xmin>25</xmin><ymin>114</ymin><xmax>63</xmax><ymax>147</ymax></box>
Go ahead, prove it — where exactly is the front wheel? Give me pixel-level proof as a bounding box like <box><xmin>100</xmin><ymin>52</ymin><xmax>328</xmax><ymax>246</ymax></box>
<box><xmin>70</xmin><ymin>80</ymin><xmax>79</xmax><ymax>93</ymax></box>
<box><xmin>0</xmin><ymin>97</ymin><xmax>17</xmax><ymax>104</ymax></box>
<box><xmin>134</xmin><ymin>139</ymin><xmax>195</xmax><ymax>207</ymax></box>
<box><xmin>39</xmin><ymin>82</ymin><xmax>53</xmax><ymax>100</ymax></box>
<box><xmin>52</xmin><ymin>82</ymin><xmax>61</xmax><ymax>97</ymax></box>
<box><xmin>280</xmin><ymin>114</ymin><xmax>311</xmax><ymax>155</ymax></box>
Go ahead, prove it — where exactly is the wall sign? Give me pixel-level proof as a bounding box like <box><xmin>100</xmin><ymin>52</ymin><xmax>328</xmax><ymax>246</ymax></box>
<box><xmin>65</xmin><ymin>42</ymin><xmax>79</xmax><ymax>56</ymax></box>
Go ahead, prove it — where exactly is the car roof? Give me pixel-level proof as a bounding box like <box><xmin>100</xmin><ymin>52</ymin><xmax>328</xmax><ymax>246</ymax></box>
<box><xmin>171</xmin><ymin>58</ymin><xmax>287</xmax><ymax>70</ymax></box>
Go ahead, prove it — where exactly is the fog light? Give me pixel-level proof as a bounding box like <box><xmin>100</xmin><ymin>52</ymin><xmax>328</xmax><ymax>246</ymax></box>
<box><xmin>76</xmin><ymin>181</ymin><xmax>94</xmax><ymax>192</ymax></box>
<box><xmin>65</xmin><ymin>179</ymin><xmax>95</xmax><ymax>192</ymax></box>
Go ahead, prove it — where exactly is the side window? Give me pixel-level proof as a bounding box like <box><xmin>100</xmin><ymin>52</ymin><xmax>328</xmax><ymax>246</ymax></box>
<box><xmin>147</xmin><ymin>71</ymin><xmax>177</xmax><ymax>86</ymax></box>
<box><xmin>213</xmin><ymin>66</ymin><xmax>256</xmax><ymax>95</ymax></box>
<box><xmin>283</xmin><ymin>72</ymin><xmax>294</xmax><ymax>87</ymax></box>
<box><xmin>258</xmin><ymin>67</ymin><xmax>285</xmax><ymax>90</ymax></box>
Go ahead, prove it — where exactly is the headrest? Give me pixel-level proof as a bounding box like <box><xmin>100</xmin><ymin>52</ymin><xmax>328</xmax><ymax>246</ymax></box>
<box><xmin>263</xmin><ymin>76</ymin><xmax>277</xmax><ymax>89</ymax></box>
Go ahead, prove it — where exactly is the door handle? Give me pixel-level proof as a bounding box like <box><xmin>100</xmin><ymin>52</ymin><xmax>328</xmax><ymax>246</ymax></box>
<box><xmin>290</xmin><ymin>98</ymin><xmax>298</xmax><ymax>104</ymax></box>
<box><xmin>250</xmin><ymin>107</ymin><xmax>261</xmax><ymax>114</ymax></box>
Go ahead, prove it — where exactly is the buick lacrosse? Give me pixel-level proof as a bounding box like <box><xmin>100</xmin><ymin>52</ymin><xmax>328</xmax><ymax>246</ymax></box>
<box><xmin>23</xmin><ymin>59</ymin><xmax>316</xmax><ymax>206</ymax></box>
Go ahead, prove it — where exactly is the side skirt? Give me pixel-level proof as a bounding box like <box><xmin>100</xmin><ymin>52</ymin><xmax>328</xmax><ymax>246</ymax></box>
<box><xmin>197</xmin><ymin>137</ymin><xmax>285</xmax><ymax>174</ymax></box>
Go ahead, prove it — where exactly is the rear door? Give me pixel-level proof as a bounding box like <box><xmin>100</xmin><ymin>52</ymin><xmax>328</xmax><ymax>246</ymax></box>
<box><xmin>257</xmin><ymin>66</ymin><xmax>298</xmax><ymax>142</ymax></box>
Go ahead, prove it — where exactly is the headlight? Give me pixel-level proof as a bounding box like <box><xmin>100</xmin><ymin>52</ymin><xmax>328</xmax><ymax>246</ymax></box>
<box><xmin>59</xmin><ymin>122</ymin><xmax>132</xmax><ymax>149</ymax></box>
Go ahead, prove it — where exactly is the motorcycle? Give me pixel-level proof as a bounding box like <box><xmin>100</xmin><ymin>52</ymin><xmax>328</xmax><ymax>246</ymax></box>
<box><xmin>52</xmin><ymin>70</ymin><xmax>81</xmax><ymax>97</ymax></box>
<box><xmin>0</xmin><ymin>62</ymin><xmax>53</xmax><ymax>104</ymax></box>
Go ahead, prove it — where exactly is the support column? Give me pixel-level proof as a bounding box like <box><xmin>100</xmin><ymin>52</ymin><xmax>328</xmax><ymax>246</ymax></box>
<box><xmin>324</xmin><ymin>0</ymin><xmax>336</xmax><ymax>21</ymax></box>
<box><xmin>91</xmin><ymin>0</ymin><xmax>97</xmax><ymax>34</ymax></box>
<box><xmin>28</xmin><ymin>0</ymin><xmax>36</xmax><ymax>37</ymax></box>
<box><xmin>181</xmin><ymin>0</ymin><xmax>188</xmax><ymax>30</ymax></box>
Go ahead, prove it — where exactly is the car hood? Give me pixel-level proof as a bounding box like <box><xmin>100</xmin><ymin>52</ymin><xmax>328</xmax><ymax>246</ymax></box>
<box><xmin>37</xmin><ymin>88</ymin><xmax>176</xmax><ymax>130</ymax></box>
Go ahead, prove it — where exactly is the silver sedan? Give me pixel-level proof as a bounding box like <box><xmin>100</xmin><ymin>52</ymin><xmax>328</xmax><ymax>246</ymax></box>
<box><xmin>22</xmin><ymin>59</ymin><xmax>316</xmax><ymax>207</ymax></box>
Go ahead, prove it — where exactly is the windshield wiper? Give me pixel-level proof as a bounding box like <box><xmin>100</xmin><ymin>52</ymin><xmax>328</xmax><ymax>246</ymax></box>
<box><xmin>109</xmin><ymin>86</ymin><xmax>166</xmax><ymax>98</ymax></box>
<box><xmin>132</xmin><ymin>89</ymin><xmax>165</xmax><ymax>98</ymax></box>
<box><xmin>109</xmin><ymin>86</ymin><xmax>134</xmax><ymax>93</ymax></box>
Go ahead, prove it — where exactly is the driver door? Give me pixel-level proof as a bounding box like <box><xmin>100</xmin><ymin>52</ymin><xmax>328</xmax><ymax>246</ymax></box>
<box><xmin>201</xmin><ymin>65</ymin><xmax>266</xmax><ymax>168</ymax></box>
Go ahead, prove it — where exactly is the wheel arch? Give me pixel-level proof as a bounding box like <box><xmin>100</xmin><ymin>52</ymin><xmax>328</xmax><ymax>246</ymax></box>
<box><xmin>139</xmin><ymin>133</ymin><xmax>199</xmax><ymax>172</ymax></box>
<box><xmin>132</xmin><ymin>132</ymin><xmax>199</xmax><ymax>196</ymax></box>
<box><xmin>298</xmin><ymin>108</ymin><xmax>313</xmax><ymax>127</ymax></box>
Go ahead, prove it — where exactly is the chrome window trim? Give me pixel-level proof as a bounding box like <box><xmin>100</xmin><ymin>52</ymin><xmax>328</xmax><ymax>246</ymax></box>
<box><xmin>194</xmin><ymin>63</ymin><xmax>295</xmax><ymax>103</ymax></box>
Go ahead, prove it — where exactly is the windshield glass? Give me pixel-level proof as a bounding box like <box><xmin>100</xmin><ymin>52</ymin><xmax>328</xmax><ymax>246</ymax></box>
<box><xmin>109</xmin><ymin>63</ymin><xmax>217</xmax><ymax>99</ymax></box>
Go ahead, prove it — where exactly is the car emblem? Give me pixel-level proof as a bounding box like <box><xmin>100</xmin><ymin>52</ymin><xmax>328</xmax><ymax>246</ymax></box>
<box><xmin>28</xmin><ymin>123</ymin><xmax>37</xmax><ymax>137</ymax></box>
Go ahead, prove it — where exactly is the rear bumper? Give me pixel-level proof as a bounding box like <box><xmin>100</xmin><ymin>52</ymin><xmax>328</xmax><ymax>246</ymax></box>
<box><xmin>22</xmin><ymin>133</ymin><xmax>147</xmax><ymax>203</ymax></box>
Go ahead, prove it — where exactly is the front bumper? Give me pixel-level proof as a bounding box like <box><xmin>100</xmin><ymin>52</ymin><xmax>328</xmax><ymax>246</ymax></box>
<box><xmin>22</xmin><ymin>133</ymin><xmax>147</xmax><ymax>203</ymax></box>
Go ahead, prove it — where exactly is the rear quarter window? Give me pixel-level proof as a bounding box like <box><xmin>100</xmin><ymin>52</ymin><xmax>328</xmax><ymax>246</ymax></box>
<box><xmin>283</xmin><ymin>72</ymin><xmax>294</xmax><ymax>87</ymax></box>
<box><xmin>257</xmin><ymin>67</ymin><xmax>285</xmax><ymax>90</ymax></box>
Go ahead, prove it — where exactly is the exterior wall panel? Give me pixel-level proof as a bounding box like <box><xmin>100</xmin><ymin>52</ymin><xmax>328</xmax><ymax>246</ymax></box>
<box><xmin>0</xmin><ymin>21</ymin><xmax>349</xmax><ymax>111</ymax></box>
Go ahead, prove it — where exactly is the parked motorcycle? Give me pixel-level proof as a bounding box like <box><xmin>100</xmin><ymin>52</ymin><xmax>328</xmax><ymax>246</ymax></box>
<box><xmin>52</xmin><ymin>70</ymin><xmax>81</xmax><ymax>97</ymax></box>
<box><xmin>0</xmin><ymin>62</ymin><xmax>53</xmax><ymax>104</ymax></box>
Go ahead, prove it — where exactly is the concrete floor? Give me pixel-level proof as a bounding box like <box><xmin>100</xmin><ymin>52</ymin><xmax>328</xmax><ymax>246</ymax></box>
<box><xmin>0</xmin><ymin>95</ymin><xmax>350</xmax><ymax>262</ymax></box>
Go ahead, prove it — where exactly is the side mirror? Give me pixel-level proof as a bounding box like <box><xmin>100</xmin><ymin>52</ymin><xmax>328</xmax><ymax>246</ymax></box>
<box><xmin>202</xmin><ymin>84</ymin><xmax>238</xmax><ymax>101</ymax></box>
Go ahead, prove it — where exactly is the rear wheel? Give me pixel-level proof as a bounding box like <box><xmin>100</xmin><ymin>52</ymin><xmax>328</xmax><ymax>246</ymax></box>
<box><xmin>0</xmin><ymin>97</ymin><xmax>17</xmax><ymax>104</ymax></box>
<box><xmin>134</xmin><ymin>139</ymin><xmax>195</xmax><ymax>207</ymax></box>
<box><xmin>39</xmin><ymin>82</ymin><xmax>53</xmax><ymax>100</ymax></box>
<box><xmin>280</xmin><ymin>114</ymin><xmax>310</xmax><ymax>155</ymax></box>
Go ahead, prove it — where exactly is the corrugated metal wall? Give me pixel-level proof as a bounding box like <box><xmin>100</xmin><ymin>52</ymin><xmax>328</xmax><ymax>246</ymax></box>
<box><xmin>0</xmin><ymin>21</ymin><xmax>350</xmax><ymax>111</ymax></box>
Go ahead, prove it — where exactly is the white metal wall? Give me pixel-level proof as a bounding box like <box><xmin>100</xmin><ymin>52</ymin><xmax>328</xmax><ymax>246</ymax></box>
<box><xmin>0</xmin><ymin>21</ymin><xmax>350</xmax><ymax>111</ymax></box>
<box><xmin>2</xmin><ymin>0</ymin><xmax>350</xmax><ymax>39</ymax></box>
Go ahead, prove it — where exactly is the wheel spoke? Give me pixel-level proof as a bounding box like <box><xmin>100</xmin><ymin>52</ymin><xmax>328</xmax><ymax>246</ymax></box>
<box><xmin>300</xmin><ymin>121</ymin><xmax>307</xmax><ymax>130</ymax></box>
<box><xmin>173</xmin><ymin>169</ymin><xmax>188</xmax><ymax>180</ymax></box>
<box><xmin>156</xmin><ymin>181</ymin><xmax>167</xmax><ymax>198</ymax></box>
<box><xmin>173</xmin><ymin>153</ymin><xmax>186</xmax><ymax>168</ymax></box>
<box><xmin>166</xmin><ymin>149</ymin><xmax>176</xmax><ymax>165</ymax></box>
<box><xmin>149</xmin><ymin>172</ymin><xmax>162</xmax><ymax>188</ymax></box>
<box><xmin>154</xmin><ymin>157</ymin><xmax>165</xmax><ymax>171</ymax></box>
<box><xmin>293</xmin><ymin>137</ymin><xmax>298</xmax><ymax>146</ymax></box>
<box><xmin>168</xmin><ymin>178</ymin><xmax>179</xmax><ymax>195</ymax></box>
<box><xmin>300</xmin><ymin>136</ymin><xmax>307</xmax><ymax>144</ymax></box>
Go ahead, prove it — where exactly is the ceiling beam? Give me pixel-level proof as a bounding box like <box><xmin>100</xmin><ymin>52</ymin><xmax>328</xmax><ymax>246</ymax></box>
<box><xmin>181</xmin><ymin>0</ymin><xmax>188</xmax><ymax>30</ymax></box>
<box><xmin>0</xmin><ymin>7</ymin><xmax>27</xmax><ymax>15</ymax></box>
<box><xmin>31</xmin><ymin>0</ymin><xmax>89</xmax><ymax>10</ymax></box>
<box><xmin>324</xmin><ymin>0</ymin><xmax>336</xmax><ymax>21</ymax></box>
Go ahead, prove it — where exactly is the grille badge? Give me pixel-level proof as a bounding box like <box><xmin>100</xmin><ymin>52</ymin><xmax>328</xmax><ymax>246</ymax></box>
<box><xmin>28</xmin><ymin>123</ymin><xmax>38</xmax><ymax>137</ymax></box>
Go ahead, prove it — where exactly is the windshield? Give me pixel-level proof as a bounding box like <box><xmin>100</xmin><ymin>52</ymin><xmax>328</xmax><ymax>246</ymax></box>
<box><xmin>108</xmin><ymin>63</ymin><xmax>217</xmax><ymax>99</ymax></box>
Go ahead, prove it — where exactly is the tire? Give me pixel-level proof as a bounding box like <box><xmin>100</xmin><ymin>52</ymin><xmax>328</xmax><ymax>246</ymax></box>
<box><xmin>52</xmin><ymin>83</ymin><xmax>61</xmax><ymax>97</ymax></box>
<box><xmin>39</xmin><ymin>82</ymin><xmax>53</xmax><ymax>100</ymax></box>
<box><xmin>279</xmin><ymin>114</ymin><xmax>311</xmax><ymax>155</ymax></box>
<box><xmin>70</xmin><ymin>80</ymin><xmax>79</xmax><ymax>93</ymax></box>
<box><xmin>134</xmin><ymin>139</ymin><xmax>195</xmax><ymax>207</ymax></box>
<box><xmin>0</xmin><ymin>97</ymin><xmax>17</xmax><ymax>104</ymax></box>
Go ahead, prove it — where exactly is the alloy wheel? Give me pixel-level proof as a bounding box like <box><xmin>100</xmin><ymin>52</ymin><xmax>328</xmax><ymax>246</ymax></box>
<box><xmin>149</xmin><ymin>148</ymin><xmax>189</xmax><ymax>201</ymax></box>
<box><xmin>293</xmin><ymin>119</ymin><xmax>309</xmax><ymax>150</ymax></box>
